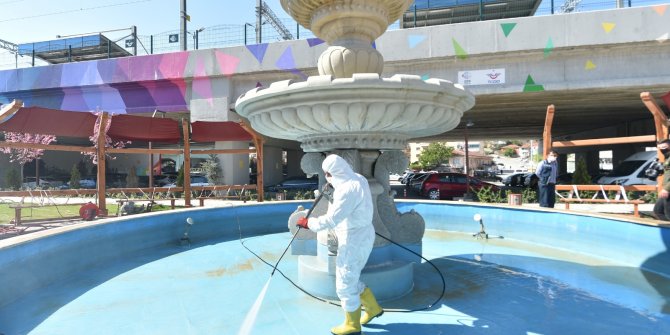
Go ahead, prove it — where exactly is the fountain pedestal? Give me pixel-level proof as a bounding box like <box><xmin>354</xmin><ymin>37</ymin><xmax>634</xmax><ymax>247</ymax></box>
<box><xmin>236</xmin><ymin>0</ymin><xmax>474</xmax><ymax>302</ymax></box>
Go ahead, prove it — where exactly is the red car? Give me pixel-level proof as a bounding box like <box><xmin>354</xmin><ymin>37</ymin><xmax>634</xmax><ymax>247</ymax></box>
<box><xmin>420</xmin><ymin>173</ymin><xmax>500</xmax><ymax>200</ymax></box>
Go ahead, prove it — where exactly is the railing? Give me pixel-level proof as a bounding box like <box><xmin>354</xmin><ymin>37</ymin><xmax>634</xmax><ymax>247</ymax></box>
<box><xmin>2</xmin><ymin>0</ymin><xmax>666</xmax><ymax>69</ymax></box>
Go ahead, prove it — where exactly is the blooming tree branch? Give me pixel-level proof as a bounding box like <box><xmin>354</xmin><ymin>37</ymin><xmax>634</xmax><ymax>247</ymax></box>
<box><xmin>83</xmin><ymin>113</ymin><xmax>131</xmax><ymax>164</ymax></box>
<box><xmin>0</xmin><ymin>132</ymin><xmax>57</xmax><ymax>165</ymax></box>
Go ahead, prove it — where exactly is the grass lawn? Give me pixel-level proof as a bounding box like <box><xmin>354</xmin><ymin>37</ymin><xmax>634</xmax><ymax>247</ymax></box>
<box><xmin>0</xmin><ymin>202</ymin><xmax>174</xmax><ymax>224</ymax></box>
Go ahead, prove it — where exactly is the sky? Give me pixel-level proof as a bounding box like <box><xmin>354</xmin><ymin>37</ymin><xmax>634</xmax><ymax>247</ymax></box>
<box><xmin>0</xmin><ymin>0</ymin><xmax>287</xmax><ymax>44</ymax></box>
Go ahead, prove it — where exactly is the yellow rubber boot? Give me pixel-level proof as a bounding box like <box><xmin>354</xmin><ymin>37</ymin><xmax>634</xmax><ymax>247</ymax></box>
<box><xmin>360</xmin><ymin>287</ymin><xmax>384</xmax><ymax>324</ymax></box>
<box><xmin>330</xmin><ymin>307</ymin><xmax>362</xmax><ymax>335</ymax></box>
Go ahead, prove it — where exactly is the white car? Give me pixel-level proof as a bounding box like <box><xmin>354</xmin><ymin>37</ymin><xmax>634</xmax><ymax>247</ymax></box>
<box><xmin>22</xmin><ymin>178</ymin><xmax>51</xmax><ymax>189</ymax></box>
<box><xmin>389</xmin><ymin>173</ymin><xmax>403</xmax><ymax>181</ymax></box>
<box><xmin>165</xmin><ymin>175</ymin><xmax>211</xmax><ymax>187</ymax></box>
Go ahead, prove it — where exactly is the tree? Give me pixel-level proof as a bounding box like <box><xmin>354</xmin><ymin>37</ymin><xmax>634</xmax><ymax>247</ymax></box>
<box><xmin>201</xmin><ymin>154</ymin><xmax>223</xmax><ymax>184</ymax></box>
<box><xmin>69</xmin><ymin>164</ymin><xmax>81</xmax><ymax>189</ymax></box>
<box><xmin>502</xmin><ymin>148</ymin><xmax>517</xmax><ymax>158</ymax></box>
<box><xmin>418</xmin><ymin>143</ymin><xmax>453</xmax><ymax>169</ymax></box>
<box><xmin>5</xmin><ymin>168</ymin><xmax>21</xmax><ymax>190</ymax></box>
<box><xmin>176</xmin><ymin>163</ymin><xmax>185</xmax><ymax>187</ymax></box>
<box><xmin>0</xmin><ymin>132</ymin><xmax>57</xmax><ymax>183</ymax></box>
<box><xmin>572</xmin><ymin>157</ymin><xmax>592</xmax><ymax>185</ymax></box>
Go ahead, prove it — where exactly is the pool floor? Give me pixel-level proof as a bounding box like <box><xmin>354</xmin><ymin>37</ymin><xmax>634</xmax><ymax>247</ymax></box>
<box><xmin>1</xmin><ymin>230</ymin><xmax>669</xmax><ymax>335</ymax></box>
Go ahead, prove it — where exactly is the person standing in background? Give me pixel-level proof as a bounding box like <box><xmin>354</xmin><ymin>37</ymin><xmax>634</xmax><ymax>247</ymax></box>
<box><xmin>536</xmin><ymin>150</ymin><xmax>558</xmax><ymax>208</ymax></box>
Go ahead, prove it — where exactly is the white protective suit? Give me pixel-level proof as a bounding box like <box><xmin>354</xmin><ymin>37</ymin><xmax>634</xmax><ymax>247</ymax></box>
<box><xmin>306</xmin><ymin>154</ymin><xmax>375</xmax><ymax>312</ymax></box>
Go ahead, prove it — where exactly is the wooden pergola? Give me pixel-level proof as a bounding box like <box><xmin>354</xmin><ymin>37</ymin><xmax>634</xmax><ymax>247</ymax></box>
<box><xmin>542</xmin><ymin>92</ymin><xmax>669</xmax><ymax>192</ymax></box>
<box><xmin>0</xmin><ymin>100</ymin><xmax>265</xmax><ymax>215</ymax></box>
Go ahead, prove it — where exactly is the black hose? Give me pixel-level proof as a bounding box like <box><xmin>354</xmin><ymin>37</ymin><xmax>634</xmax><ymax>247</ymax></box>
<box><xmin>238</xmin><ymin>195</ymin><xmax>447</xmax><ymax>312</ymax></box>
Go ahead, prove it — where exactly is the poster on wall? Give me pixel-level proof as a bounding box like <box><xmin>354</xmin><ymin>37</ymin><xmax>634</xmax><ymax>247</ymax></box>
<box><xmin>458</xmin><ymin>69</ymin><xmax>505</xmax><ymax>86</ymax></box>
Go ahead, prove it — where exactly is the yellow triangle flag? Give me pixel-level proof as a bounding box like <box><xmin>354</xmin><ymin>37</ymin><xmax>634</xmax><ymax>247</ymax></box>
<box><xmin>585</xmin><ymin>60</ymin><xmax>596</xmax><ymax>70</ymax></box>
<box><xmin>602</xmin><ymin>22</ymin><xmax>616</xmax><ymax>33</ymax></box>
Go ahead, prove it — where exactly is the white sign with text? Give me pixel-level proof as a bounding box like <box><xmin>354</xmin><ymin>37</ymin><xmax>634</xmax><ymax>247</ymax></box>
<box><xmin>458</xmin><ymin>69</ymin><xmax>505</xmax><ymax>86</ymax></box>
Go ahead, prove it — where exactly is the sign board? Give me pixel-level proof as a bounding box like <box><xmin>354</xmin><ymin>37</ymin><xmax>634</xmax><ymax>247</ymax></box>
<box><xmin>125</xmin><ymin>39</ymin><xmax>135</xmax><ymax>48</ymax></box>
<box><xmin>169</xmin><ymin>34</ymin><xmax>179</xmax><ymax>43</ymax></box>
<box><xmin>458</xmin><ymin>69</ymin><xmax>505</xmax><ymax>86</ymax></box>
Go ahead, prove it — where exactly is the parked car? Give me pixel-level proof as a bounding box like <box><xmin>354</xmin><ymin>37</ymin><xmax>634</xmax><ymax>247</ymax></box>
<box><xmin>165</xmin><ymin>175</ymin><xmax>210</xmax><ymax>188</ymax></box>
<box><xmin>409</xmin><ymin>173</ymin><xmax>432</xmax><ymax>192</ymax></box>
<box><xmin>523</xmin><ymin>173</ymin><xmax>539</xmax><ymax>189</ymax></box>
<box><xmin>265</xmin><ymin>175</ymin><xmax>318</xmax><ymax>192</ymax></box>
<box><xmin>400</xmin><ymin>172</ymin><xmax>417</xmax><ymax>184</ymax></box>
<box><xmin>596</xmin><ymin>151</ymin><xmax>657</xmax><ymax>186</ymax></box>
<box><xmin>419</xmin><ymin>173</ymin><xmax>500</xmax><ymax>200</ymax></box>
<box><xmin>22</xmin><ymin>177</ymin><xmax>52</xmax><ymax>189</ymax></box>
<box><xmin>503</xmin><ymin>173</ymin><xmax>526</xmax><ymax>187</ymax></box>
<box><xmin>79</xmin><ymin>178</ymin><xmax>97</xmax><ymax>189</ymax></box>
<box><xmin>154</xmin><ymin>175</ymin><xmax>177</xmax><ymax>187</ymax></box>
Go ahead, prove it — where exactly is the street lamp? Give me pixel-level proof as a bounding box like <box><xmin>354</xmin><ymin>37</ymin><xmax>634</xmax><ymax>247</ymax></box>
<box><xmin>464</xmin><ymin>120</ymin><xmax>475</xmax><ymax>200</ymax></box>
<box><xmin>244</xmin><ymin>23</ymin><xmax>254</xmax><ymax>45</ymax></box>
<box><xmin>194</xmin><ymin>27</ymin><xmax>205</xmax><ymax>50</ymax></box>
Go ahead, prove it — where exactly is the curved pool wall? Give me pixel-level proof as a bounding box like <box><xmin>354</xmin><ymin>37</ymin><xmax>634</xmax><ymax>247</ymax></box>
<box><xmin>1</xmin><ymin>201</ymin><xmax>669</xmax><ymax>314</ymax></box>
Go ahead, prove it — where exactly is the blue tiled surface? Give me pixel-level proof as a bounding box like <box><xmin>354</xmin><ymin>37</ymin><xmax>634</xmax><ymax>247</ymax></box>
<box><xmin>0</xmin><ymin>201</ymin><xmax>668</xmax><ymax>334</ymax></box>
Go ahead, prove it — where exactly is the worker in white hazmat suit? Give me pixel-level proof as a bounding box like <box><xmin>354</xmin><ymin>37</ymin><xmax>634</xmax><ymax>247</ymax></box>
<box><xmin>296</xmin><ymin>154</ymin><xmax>383</xmax><ymax>335</ymax></box>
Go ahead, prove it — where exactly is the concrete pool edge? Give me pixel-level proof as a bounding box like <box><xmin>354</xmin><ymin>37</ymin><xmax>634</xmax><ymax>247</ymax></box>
<box><xmin>1</xmin><ymin>200</ymin><xmax>669</xmax><ymax>310</ymax></box>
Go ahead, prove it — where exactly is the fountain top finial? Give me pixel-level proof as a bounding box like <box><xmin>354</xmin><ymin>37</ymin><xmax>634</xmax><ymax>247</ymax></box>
<box><xmin>280</xmin><ymin>0</ymin><xmax>413</xmax><ymax>43</ymax></box>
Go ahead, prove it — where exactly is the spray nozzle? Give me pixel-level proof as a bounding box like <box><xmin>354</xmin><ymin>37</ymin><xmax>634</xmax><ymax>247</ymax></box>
<box><xmin>186</xmin><ymin>217</ymin><xmax>194</xmax><ymax>225</ymax></box>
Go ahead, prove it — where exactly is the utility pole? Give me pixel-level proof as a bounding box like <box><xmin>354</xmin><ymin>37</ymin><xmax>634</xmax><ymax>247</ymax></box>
<box><xmin>180</xmin><ymin>0</ymin><xmax>188</xmax><ymax>51</ymax></box>
<box><xmin>256</xmin><ymin>0</ymin><xmax>263</xmax><ymax>44</ymax></box>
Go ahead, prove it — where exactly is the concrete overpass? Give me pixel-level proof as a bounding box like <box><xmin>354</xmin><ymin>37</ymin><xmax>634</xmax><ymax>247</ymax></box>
<box><xmin>0</xmin><ymin>5</ymin><xmax>669</xmax><ymax>182</ymax></box>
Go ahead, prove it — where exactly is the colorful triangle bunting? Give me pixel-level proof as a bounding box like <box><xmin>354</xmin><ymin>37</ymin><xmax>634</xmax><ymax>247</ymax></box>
<box><xmin>246</xmin><ymin>44</ymin><xmax>269</xmax><ymax>64</ymax></box>
<box><xmin>652</xmin><ymin>4</ymin><xmax>667</xmax><ymax>16</ymax></box>
<box><xmin>602</xmin><ymin>22</ymin><xmax>616</xmax><ymax>33</ymax></box>
<box><xmin>452</xmin><ymin>38</ymin><xmax>468</xmax><ymax>60</ymax></box>
<box><xmin>585</xmin><ymin>60</ymin><xmax>596</xmax><ymax>70</ymax></box>
<box><xmin>523</xmin><ymin>75</ymin><xmax>544</xmax><ymax>92</ymax></box>
<box><xmin>501</xmin><ymin>23</ymin><xmax>517</xmax><ymax>37</ymax></box>
<box><xmin>544</xmin><ymin>37</ymin><xmax>554</xmax><ymax>58</ymax></box>
<box><xmin>408</xmin><ymin>35</ymin><xmax>427</xmax><ymax>49</ymax></box>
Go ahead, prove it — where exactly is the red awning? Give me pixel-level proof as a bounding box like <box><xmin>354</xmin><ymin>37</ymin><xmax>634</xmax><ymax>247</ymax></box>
<box><xmin>0</xmin><ymin>106</ymin><xmax>97</xmax><ymax>138</ymax></box>
<box><xmin>107</xmin><ymin>114</ymin><xmax>181</xmax><ymax>144</ymax></box>
<box><xmin>0</xmin><ymin>106</ymin><xmax>251</xmax><ymax>144</ymax></box>
<box><xmin>191</xmin><ymin>121</ymin><xmax>253</xmax><ymax>142</ymax></box>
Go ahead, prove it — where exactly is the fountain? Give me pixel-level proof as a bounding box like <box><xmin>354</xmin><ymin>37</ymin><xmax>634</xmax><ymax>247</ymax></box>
<box><xmin>235</xmin><ymin>0</ymin><xmax>475</xmax><ymax>300</ymax></box>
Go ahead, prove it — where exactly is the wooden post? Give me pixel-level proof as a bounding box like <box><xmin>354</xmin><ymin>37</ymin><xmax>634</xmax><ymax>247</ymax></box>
<box><xmin>148</xmin><ymin>142</ymin><xmax>154</xmax><ymax>188</ymax></box>
<box><xmin>0</xmin><ymin>99</ymin><xmax>23</xmax><ymax>123</ymax></box>
<box><xmin>542</xmin><ymin>104</ymin><xmax>555</xmax><ymax>159</ymax></box>
<box><xmin>240</xmin><ymin>120</ymin><xmax>265</xmax><ymax>202</ymax></box>
<box><xmin>97</xmin><ymin>112</ymin><xmax>109</xmax><ymax>215</ymax></box>
<box><xmin>182</xmin><ymin>119</ymin><xmax>191</xmax><ymax>207</ymax></box>
<box><xmin>641</xmin><ymin>92</ymin><xmax>669</xmax><ymax>193</ymax></box>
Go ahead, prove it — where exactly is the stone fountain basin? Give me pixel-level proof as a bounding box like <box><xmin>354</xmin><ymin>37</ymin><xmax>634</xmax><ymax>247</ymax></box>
<box><xmin>235</xmin><ymin>73</ymin><xmax>475</xmax><ymax>151</ymax></box>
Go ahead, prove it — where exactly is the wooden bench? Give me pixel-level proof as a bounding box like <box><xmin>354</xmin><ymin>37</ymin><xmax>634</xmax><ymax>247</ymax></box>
<box><xmin>195</xmin><ymin>184</ymin><xmax>254</xmax><ymax>206</ymax></box>
<box><xmin>9</xmin><ymin>203</ymin><xmax>44</xmax><ymax>225</ymax></box>
<box><xmin>559</xmin><ymin>198</ymin><xmax>646</xmax><ymax>217</ymax></box>
<box><xmin>554</xmin><ymin>184</ymin><xmax>655</xmax><ymax>218</ymax></box>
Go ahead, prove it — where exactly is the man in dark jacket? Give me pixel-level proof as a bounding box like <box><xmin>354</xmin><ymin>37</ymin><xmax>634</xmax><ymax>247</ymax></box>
<box><xmin>535</xmin><ymin>150</ymin><xmax>558</xmax><ymax>208</ymax></box>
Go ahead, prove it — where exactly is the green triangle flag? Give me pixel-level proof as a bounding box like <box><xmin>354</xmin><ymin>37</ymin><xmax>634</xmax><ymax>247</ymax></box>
<box><xmin>523</xmin><ymin>75</ymin><xmax>545</xmax><ymax>92</ymax></box>
<box><xmin>452</xmin><ymin>38</ymin><xmax>468</xmax><ymax>59</ymax></box>
<box><xmin>501</xmin><ymin>23</ymin><xmax>517</xmax><ymax>37</ymax></box>
<box><xmin>544</xmin><ymin>37</ymin><xmax>554</xmax><ymax>57</ymax></box>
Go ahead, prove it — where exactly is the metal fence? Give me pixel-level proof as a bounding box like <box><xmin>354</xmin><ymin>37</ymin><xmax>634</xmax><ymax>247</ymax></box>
<box><xmin>0</xmin><ymin>0</ymin><xmax>666</xmax><ymax>70</ymax></box>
